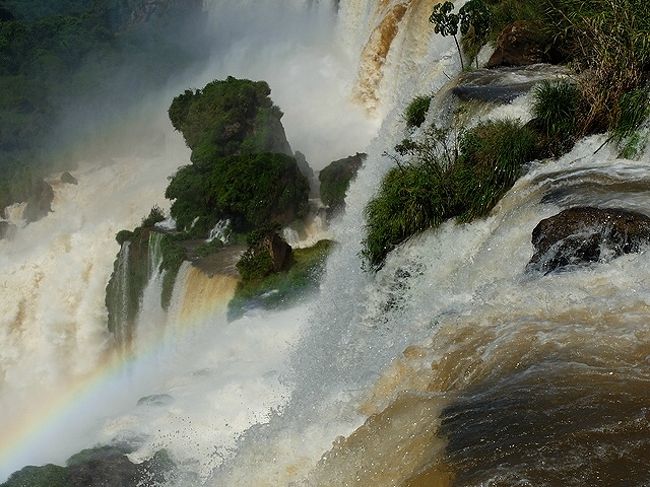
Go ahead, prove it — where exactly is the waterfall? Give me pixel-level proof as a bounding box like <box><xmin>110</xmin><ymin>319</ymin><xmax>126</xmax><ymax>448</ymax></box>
<box><xmin>4</xmin><ymin>1</ymin><xmax>647</xmax><ymax>485</ymax></box>
<box><xmin>108</xmin><ymin>242</ymin><xmax>132</xmax><ymax>350</ymax></box>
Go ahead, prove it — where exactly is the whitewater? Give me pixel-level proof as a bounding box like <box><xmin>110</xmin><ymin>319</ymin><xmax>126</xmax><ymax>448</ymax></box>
<box><xmin>2</xmin><ymin>0</ymin><xmax>650</xmax><ymax>486</ymax></box>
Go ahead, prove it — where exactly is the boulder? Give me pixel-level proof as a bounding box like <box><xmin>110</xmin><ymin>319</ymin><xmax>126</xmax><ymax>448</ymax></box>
<box><xmin>528</xmin><ymin>207</ymin><xmax>650</xmax><ymax>272</ymax></box>
<box><xmin>61</xmin><ymin>171</ymin><xmax>78</xmax><ymax>185</ymax></box>
<box><xmin>487</xmin><ymin>21</ymin><xmax>547</xmax><ymax>68</ymax></box>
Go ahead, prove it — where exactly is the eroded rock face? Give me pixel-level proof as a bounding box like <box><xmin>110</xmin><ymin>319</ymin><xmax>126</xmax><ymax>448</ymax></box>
<box><xmin>263</xmin><ymin>233</ymin><xmax>293</xmax><ymax>273</ymax></box>
<box><xmin>487</xmin><ymin>21</ymin><xmax>547</xmax><ymax>68</ymax></box>
<box><xmin>528</xmin><ymin>207</ymin><xmax>650</xmax><ymax>272</ymax></box>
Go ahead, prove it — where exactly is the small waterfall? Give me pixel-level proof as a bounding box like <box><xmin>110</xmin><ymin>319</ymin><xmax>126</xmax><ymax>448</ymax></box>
<box><xmin>107</xmin><ymin>242</ymin><xmax>132</xmax><ymax>351</ymax></box>
<box><xmin>207</xmin><ymin>219</ymin><xmax>231</xmax><ymax>244</ymax></box>
<box><xmin>147</xmin><ymin>231</ymin><xmax>164</xmax><ymax>278</ymax></box>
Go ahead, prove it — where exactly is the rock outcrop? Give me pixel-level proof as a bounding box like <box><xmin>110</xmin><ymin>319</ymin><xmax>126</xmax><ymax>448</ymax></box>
<box><xmin>319</xmin><ymin>153</ymin><xmax>366</xmax><ymax>216</ymax></box>
<box><xmin>528</xmin><ymin>207</ymin><xmax>650</xmax><ymax>272</ymax></box>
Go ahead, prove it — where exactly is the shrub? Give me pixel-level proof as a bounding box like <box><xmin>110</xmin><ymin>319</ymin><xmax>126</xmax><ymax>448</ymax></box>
<box><xmin>452</xmin><ymin>119</ymin><xmax>538</xmax><ymax>220</ymax></box>
<box><xmin>404</xmin><ymin>95</ymin><xmax>432</xmax><ymax>128</ymax></box>
<box><xmin>166</xmin><ymin>152</ymin><xmax>309</xmax><ymax>234</ymax></box>
<box><xmin>363</xmin><ymin>120</ymin><xmax>538</xmax><ymax>267</ymax></box>
<box><xmin>115</xmin><ymin>229</ymin><xmax>134</xmax><ymax>245</ymax></box>
<box><xmin>141</xmin><ymin>205</ymin><xmax>165</xmax><ymax>227</ymax></box>
<box><xmin>532</xmin><ymin>81</ymin><xmax>580</xmax><ymax>138</ymax></box>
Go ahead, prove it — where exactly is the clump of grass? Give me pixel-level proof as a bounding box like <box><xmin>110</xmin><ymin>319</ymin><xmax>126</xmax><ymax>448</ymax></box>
<box><xmin>546</xmin><ymin>0</ymin><xmax>650</xmax><ymax>135</ymax></box>
<box><xmin>612</xmin><ymin>86</ymin><xmax>650</xmax><ymax>159</ymax></box>
<box><xmin>453</xmin><ymin>119</ymin><xmax>538</xmax><ymax>221</ymax></box>
<box><xmin>404</xmin><ymin>95</ymin><xmax>432</xmax><ymax>128</ymax></box>
<box><xmin>362</xmin><ymin>120</ymin><xmax>538</xmax><ymax>267</ymax></box>
<box><xmin>530</xmin><ymin>80</ymin><xmax>581</xmax><ymax>155</ymax></box>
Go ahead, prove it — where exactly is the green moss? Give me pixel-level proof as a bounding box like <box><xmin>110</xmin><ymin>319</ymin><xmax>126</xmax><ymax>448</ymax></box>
<box><xmin>404</xmin><ymin>95</ymin><xmax>432</xmax><ymax>128</ymax></box>
<box><xmin>229</xmin><ymin>240</ymin><xmax>333</xmax><ymax>320</ymax></box>
<box><xmin>363</xmin><ymin>120</ymin><xmax>538</xmax><ymax>267</ymax></box>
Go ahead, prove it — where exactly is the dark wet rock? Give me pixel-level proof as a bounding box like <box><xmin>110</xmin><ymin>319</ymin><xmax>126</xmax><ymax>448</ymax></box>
<box><xmin>236</xmin><ymin>232</ymin><xmax>293</xmax><ymax>282</ymax></box>
<box><xmin>453</xmin><ymin>65</ymin><xmax>571</xmax><ymax>104</ymax></box>
<box><xmin>294</xmin><ymin>151</ymin><xmax>315</xmax><ymax>185</ymax></box>
<box><xmin>0</xmin><ymin>221</ymin><xmax>16</xmax><ymax>240</ymax></box>
<box><xmin>61</xmin><ymin>171</ymin><xmax>78</xmax><ymax>185</ymax></box>
<box><xmin>319</xmin><ymin>153</ymin><xmax>366</xmax><ymax>216</ymax></box>
<box><xmin>23</xmin><ymin>179</ymin><xmax>54</xmax><ymax>223</ymax></box>
<box><xmin>1</xmin><ymin>448</ymin><xmax>175</xmax><ymax>487</ymax></box>
<box><xmin>487</xmin><ymin>21</ymin><xmax>548</xmax><ymax>68</ymax></box>
<box><xmin>528</xmin><ymin>207</ymin><xmax>650</xmax><ymax>272</ymax></box>
<box><xmin>137</xmin><ymin>394</ymin><xmax>175</xmax><ymax>407</ymax></box>
<box><xmin>262</xmin><ymin>232</ymin><xmax>293</xmax><ymax>274</ymax></box>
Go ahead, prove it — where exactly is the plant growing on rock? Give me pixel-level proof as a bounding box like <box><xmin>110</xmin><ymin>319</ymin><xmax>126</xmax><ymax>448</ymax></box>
<box><xmin>404</xmin><ymin>95</ymin><xmax>432</xmax><ymax>128</ymax></box>
<box><xmin>363</xmin><ymin>120</ymin><xmax>538</xmax><ymax>268</ymax></box>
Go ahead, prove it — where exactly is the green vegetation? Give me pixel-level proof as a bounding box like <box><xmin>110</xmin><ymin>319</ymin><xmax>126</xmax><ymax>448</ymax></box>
<box><xmin>1</xmin><ymin>464</ymin><xmax>68</xmax><ymax>487</ymax></box>
<box><xmin>0</xmin><ymin>0</ymin><xmax>207</xmax><ymax>214</ymax></box>
<box><xmin>166</xmin><ymin>152</ymin><xmax>309</xmax><ymax>233</ymax></box>
<box><xmin>363</xmin><ymin>121</ymin><xmax>537</xmax><ymax>267</ymax></box>
<box><xmin>236</xmin><ymin>226</ymin><xmax>291</xmax><ymax>282</ymax></box>
<box><xmin>530</xmin><ymin>80</ymin><xmax>581</xmax><ymax>155</ymax></box>
<box><xmin>229</xmin><ymin>240</ymin><xmax>333</xmax><ymax>320</ymax></box>
<box><xmin>166</xmin><ymin>77</ymin><xmax>309</xmax><ymax>234</ymax></box>
<box><xmin>141</xmin><ymin>206</ymin><xmax>165</xmax><ymax>228</ymax></box>
<box><xmin>430</xmin><ymin>0</ymin><xmax>493</xmax><ymax>69</ymax></box>
<box><xmin>319</xmin><ymin>153</ymin><xmax>365</xmax><ymax>213</ymax></box>
<box><xmin>404</xmin><ymin>95</ymin><xmax>432</xmax><ymax>128</ymax></box>
<box><xmin>612</xmin><ymin>86</ymin><xmax>650</xmax><ymax>158</ymax></box>
<box><xmin>168</xmin><ymin>77</ymin><xmax>291</xmax><ymax>165</ymax></box>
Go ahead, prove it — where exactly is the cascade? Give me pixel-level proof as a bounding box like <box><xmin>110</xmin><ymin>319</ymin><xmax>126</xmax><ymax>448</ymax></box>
<box><xmin>108</xmin><ymin>242</ymin><xmax>132</xmax><ymax>350</ymax></box>
<box><xmin>2</xmin><ymin>0</ymin><xmax>647</xmax><ymax>485</ymax></box>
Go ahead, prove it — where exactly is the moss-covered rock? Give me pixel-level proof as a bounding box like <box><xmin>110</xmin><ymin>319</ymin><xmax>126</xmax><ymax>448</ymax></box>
<box><xmin>236</xmin><ymin>231</ymin><xmax>293</xmax><ymax>282</ymax></box>
<box><xmin>229</xmin><ymin>239</ymin><xmax>333</xmax><ymax>320</ymax></box>
<box><xmin>166</xmin><ymin>77</ymin><xmax>310</xmax><ymax>234</ymax></box>
<box><xmin>168</xmin><ymin>76</ymin><xmax>292</xmax><ymax>164</ymax></box>
<box><xmin>319</xmin><ymin>153</ymin><xmax>366</xmax><ymax>215</ymax></box>
<box><xmin>1</xmin><ymin>447</ymin><xmax>176</xmax><ymax>487</ymax></box>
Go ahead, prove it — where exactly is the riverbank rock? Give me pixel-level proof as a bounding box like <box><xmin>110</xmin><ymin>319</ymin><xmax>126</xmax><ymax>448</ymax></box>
<box><xmin>528</xmin><ymin>207</ymin><xmax>650</xmax><ymax>272</ymax></box>
<box><xmin>487</xmin><ymin>21</ymin><xmax>547</xmax><ymax>68</ymax></box>
<box><xmin>319</xmin><ymin>152</ymin><xmax>366</xmax><ymax>216</ymax></box>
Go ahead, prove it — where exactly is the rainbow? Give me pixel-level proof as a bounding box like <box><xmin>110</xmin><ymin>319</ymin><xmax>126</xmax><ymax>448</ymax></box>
<box><xmin>0</xmin><ymin>270</ymin><xmax>237</xmax><ymax>481</ymax></box>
